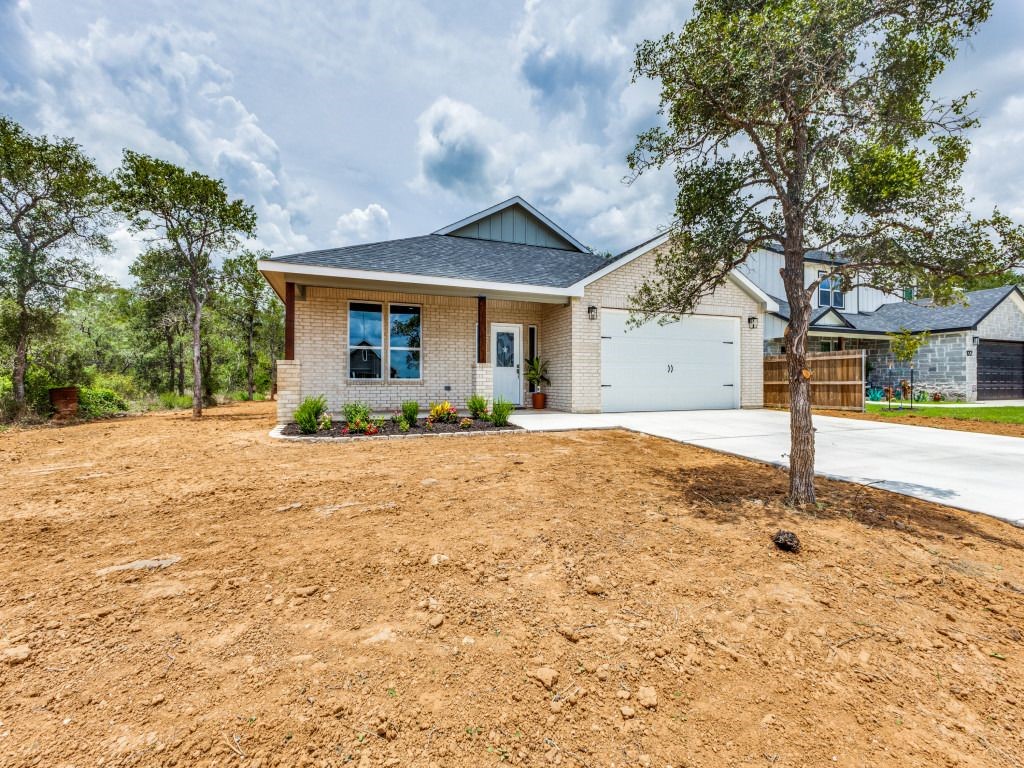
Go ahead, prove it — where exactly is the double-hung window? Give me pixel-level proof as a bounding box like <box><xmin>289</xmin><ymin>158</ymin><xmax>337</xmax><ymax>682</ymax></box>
<box><xmin>388</xmin><ymin>304</ymin><xmax>421</xmax><ymax>380</ymax></box>
<box><xmin>818</xmin><ymin>271</ymin><xmax>845</xmax><ymax>310</ymax></box>
<box><xmin>348</xmin><ymin>302</ymin><xmax>383</xmax><ymax>379</ymax></box>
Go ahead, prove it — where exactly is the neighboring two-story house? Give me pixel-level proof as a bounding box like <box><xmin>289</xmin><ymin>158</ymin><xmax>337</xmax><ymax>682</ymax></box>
<box><xmin>738</xmin><ymin>248</ymin><xmax>1024</xmax><ymax>401</ymax></box>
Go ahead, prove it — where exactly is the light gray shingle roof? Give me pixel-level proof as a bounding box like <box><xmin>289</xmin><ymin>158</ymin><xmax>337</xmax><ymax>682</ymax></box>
<box><xmin>265</xmin><ymin>234</ymin><xmax>612</xmax><ymax>288</ymax></box>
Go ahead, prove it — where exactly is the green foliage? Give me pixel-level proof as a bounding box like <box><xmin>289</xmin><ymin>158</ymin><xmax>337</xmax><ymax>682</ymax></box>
<box><xmin>524</xmin><ymin>358</ymin><xmax>550</xmax><ymax>390</ymax></box>
<box><xmin>466</xmin><ymin>394</ymin><xmax>488</xmax><ymax>419</ymax></box>
<box><xmin>114</xmin><ymin>150</ymin><xmax>258</xmax><ymax>417</ymax></box>
<box><xmin>626</xmin><ymin>0</ymin><xmax>1019</xmax><ymax>503</ymax></box>
<box><xmin>489</xmin><ymin>398</ymin><xmax>514</xmax><ymax>427</ymax></box>
<box><xmin>342</xmin><ymin>401</ymin><xmax>372</xmax><ymax>425</ymax></box>
<box><xmin>887</xmin><ymin>328</ymin><xmax>931</xmax><ymax>365</ymax></box>
<box><xmin>397</xmin><ymin>417</ymin><xmax>411</xmax><ymax>433</ymax></box>
<box><xmin>295</xmin><ymin>395</ymin><xmax>328</xmax><ymax>435</ymax></box>
<box><xmin>401</xmin><ymin>400</ymin><xmax>419</xmax><ymax>425</ymax></box>
<box><xmin>428</xmin><ymin>401</ymin><xmax>458</xmax><ymax>424</ymax></box>
<box><xmin>0</xmin><ymin>116</ymin><xmax>113</xmax><ymax>413</ymax></box>
<box><xmin>77</xmin><ymin>387</ymin><xmax>128</xmax><ymax>419</ymax></box>
<box><xmin>158</xmin><ymin>392</ymin><xmax>193</xmax><ymax>410</ymax></box>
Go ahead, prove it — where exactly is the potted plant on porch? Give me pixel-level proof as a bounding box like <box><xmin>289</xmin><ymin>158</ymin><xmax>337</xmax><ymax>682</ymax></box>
<box><xmin>525</xmin><ymin>357</ymin><xmax>550</xmax><ymax>410</ymax></box>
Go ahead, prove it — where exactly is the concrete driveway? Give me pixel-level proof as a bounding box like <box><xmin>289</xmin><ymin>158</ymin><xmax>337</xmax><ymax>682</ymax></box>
<box><xmin>510</xmin><ymin>409</ymin><xmax>1023</xmax><ymax>525</ymax></box>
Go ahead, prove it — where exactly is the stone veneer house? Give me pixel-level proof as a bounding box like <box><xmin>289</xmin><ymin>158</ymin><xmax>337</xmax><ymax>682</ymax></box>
<box><xmin>739</xmin><ymin>249</ymin><xmax>1024</xmax><ymax>401</ymax></box>
<box><xmin>259</xmin><ymin>197</ymin><xmax>776</xmax><ymax>423</ymax></box>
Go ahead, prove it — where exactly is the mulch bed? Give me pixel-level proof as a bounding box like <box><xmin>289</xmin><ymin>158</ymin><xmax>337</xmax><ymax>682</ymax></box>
<box><xmin>280</xmin><ymin>417</ymin><xmax>521</xmax><ymax>438</ymax></box>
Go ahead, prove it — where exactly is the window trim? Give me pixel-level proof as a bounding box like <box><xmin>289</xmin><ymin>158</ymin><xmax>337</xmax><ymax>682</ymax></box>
<box><xmin>387</xmin><ymin>302</ymin><xmax>423</xmax><ymax>382</ymax></box>
<box><xmin>818</xmin><ymin>271</ymin><xmax>845</xmax><ymax>310</ymax></box>
<box><xmin>347</xmin><ymin>300</ymin><xmax>384</xmax><ymax>380</ymax></box>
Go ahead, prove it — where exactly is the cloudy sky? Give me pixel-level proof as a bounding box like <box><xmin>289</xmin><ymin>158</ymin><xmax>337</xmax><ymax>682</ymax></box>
<box><xmin>2</xmin><ymin>0</ymin><xmax>1023</xmax><ymax>285</ymax></box>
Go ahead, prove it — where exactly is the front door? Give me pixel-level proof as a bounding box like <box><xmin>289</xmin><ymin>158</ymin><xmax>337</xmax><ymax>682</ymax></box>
<box><xmin>492</xmin><ymin>324</ymin><xmax>522</xmax><ymax>405</ymax></box>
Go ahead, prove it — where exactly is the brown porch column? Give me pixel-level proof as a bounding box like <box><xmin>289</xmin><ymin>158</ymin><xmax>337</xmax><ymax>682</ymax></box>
<box><xmin>477</xmin><ymin>295</ymin><xmax>487</xmax><ymax>363</ymax></box>
<box><xmin>285</xmin><ymin>281</ymin><xmax>296</xmax><ymax>360</ymax></box>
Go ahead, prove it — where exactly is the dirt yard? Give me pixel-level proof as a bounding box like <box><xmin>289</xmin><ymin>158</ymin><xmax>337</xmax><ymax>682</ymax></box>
<box><xmin>2</xmin><ymin>402</ymin><xmax>1023</xmax><ymax>768</ymax></box>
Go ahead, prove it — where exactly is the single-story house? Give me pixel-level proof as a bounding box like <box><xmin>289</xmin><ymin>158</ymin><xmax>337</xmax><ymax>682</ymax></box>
<box><xmin>258</xmin><ymin>196</ymin><xmax>776</xmax><ymax>423</ymax></box>
<box><xmin>768</xmin><ymin>285</ymin><xmax>1024</xmax><ymax>401</ymax></box>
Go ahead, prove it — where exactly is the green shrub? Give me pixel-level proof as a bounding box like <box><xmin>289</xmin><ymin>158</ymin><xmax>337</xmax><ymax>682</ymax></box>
<box><xmin>341</xmin><ymin>401</ymin><xmax>372</xmax><ymax>425</ymax></box>
<box><xmin>78</xmin><ymin>387</ymin><xmax>129</xmax><ymax>419</ymax></box>
<box><xmin>158</xmin><ymin>392</ymin><xmax>193</xmax><ymax>410</ymax></box>
<box><xmin>397</xmin><ymin>417</ymin><xmax>411</xmax><ymax>433</ymax></box>
<box><xmin>489</xmin><ymin>398</ymin><xmax>514</xmax><ymax>427</ymax></box>
<box><xmin>90</xmin><ymin>371</ymin><xmax>143</xmax><ymax>402</ymax></box>
<box><xmin>401</xmin><ymin>400</ymin><xmax>419</xmax><ymax>425</ymax></box>
<box><xmin>466</xmin><ymin>394</ymin><xmax>488</xmax><ymax>419</ymax></box>
<box><xmin>295</xmin><ymin>395</ymin><xmax>328</xmax><ymax>434</ymax></box>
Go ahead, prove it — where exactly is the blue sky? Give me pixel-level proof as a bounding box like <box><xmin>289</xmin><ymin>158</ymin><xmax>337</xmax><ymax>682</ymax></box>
<box><xmin>2</xmin><ymin>0</ymin><xmax>1023</xmax><ymax>285</ymax></box>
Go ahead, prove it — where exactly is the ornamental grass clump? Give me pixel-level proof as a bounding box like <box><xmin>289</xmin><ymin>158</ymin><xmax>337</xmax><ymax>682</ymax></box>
<box><xmin>489</xmin><ymin>398</ymin><xmax>514</xmax><ymax>427</ymax></box>
<box><xmin>294</xmin><ymin>395</ymin><xmax>328</xmax><ymax>435</ymax></box>
<box><xmin>401</xmin><ymin>400</ymin><xmax>419</xmax><ymax>425</ymax></box>
<box><xmin>466</xmin><ymin>394</ymin><xmax>488</xmax><ymax>419</ymax></box>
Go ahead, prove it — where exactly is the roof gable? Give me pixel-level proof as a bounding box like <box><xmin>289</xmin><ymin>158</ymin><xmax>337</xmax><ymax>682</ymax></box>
<box><xmin>811</xmin><ymin>308</ymin><xmax>853</xmax><ymax>327</ymax></box>
<box><xmin>433</xmin><ymin>196</ymin><xmax>585</xmax><ymax>252</ymax></box>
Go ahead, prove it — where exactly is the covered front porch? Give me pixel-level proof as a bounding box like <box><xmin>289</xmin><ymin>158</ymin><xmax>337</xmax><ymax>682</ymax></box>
<box><xmin>264</xmin><ymin>266</ymin><xmax>578</xmax><ymax>423</ymax></box>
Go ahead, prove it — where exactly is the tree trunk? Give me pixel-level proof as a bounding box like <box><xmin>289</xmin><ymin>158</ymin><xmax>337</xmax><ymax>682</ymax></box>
<box><xmin>246</xmin><ymin>319</ymin><xmax>256</xmax><ymax>400</ymax></box>
<box><xmin>783</xmin><ymin>245</ymin><xmax>816</xmax><ymax>506</ymax></box>
<box><xmin>12</xmin><ymin>321</ymin><xmax>29</xmax><ymax>416</ymax></box>
<box><xmin>191</xmin><ymin>300</ymin><xmax>203</xmax><ymax>418</ymax></box>
<box><xmin>166</xmin><ymin>330</ymin><xmax>176</xmax><ymax>393</ymax></box>
<box><xmin>202</xmin><ymin>342</ymin><xmax>214</xmax><ymax>406</ymax></box>
<box><xmin>177</xmin><ymin>341</ymin><xmax>185</xmax><ymax>396</ymax></box>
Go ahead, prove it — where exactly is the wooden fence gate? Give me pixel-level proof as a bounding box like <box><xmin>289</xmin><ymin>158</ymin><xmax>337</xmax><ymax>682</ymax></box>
<box><xmin>763</xmin><ymin>349</ymin><xmax>865</xmax><ymax>411</ymax></box>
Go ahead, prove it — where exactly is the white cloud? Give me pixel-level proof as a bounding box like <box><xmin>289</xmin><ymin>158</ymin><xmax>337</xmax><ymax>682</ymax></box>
<box><xmin>1</xmin><ymin>14</ymin><xmax>314</xmax><ymax>282</ymax></box>
<box><xmin>331</xmin><ymin>203</ymin><xmax>391</xmax><ymax>244</ymax></box>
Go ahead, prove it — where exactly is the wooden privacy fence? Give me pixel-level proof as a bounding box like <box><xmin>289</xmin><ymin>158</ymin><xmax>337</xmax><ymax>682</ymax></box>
<box><xmin>764</xmin><ymin>349</ymin><xmax>865</xmax><ymax>411</ymax></box>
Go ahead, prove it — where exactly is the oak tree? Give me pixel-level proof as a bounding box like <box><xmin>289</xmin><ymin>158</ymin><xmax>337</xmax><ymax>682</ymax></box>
<box><xmin>627</xmin><ymin>0</ymin><xmax>1023</xmax><ymax>504</ymax></box>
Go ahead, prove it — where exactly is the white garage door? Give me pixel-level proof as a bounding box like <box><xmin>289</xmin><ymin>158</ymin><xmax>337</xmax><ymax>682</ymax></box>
<box><xmin>601</xmin><ymin>309</ymin><xmax>740</xmax><ymax>412</ymax></box>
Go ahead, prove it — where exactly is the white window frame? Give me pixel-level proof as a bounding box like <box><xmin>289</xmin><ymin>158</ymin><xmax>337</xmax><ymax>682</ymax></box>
<box><xmin>347</xmin><ymin>300</ymin><xmax>384</xmax><ymax>380</ymax></box>
<box><xmin>387</xmin><ymin>302</ymin><xmax>423</xmax><ymax>382</ymax></box>
<box><xmin>818</xmin><ymin>271</ymin><xmax>845</xmax><ymax>310</ymax></box>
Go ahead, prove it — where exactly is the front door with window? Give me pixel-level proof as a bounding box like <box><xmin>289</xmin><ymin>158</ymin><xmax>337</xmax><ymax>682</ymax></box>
<box><xmin>491</xmin><ymin>324</ymin><xmax>522</xmax><ymax>405</ymax></box>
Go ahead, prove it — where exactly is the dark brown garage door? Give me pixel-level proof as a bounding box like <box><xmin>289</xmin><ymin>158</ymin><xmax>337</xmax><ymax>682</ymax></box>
<box><xmin>978</xmin><ymin>340</ymin><xmax>1024</xmax><ymax>400</ymax></box>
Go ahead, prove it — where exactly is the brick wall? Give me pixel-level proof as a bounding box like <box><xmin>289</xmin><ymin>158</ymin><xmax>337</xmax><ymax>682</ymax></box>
<box><xmin>287</xmin><ymin>286</ymin><xmax>547</xmax><ymax>416</ymax></box>
<box><xmin>276</xmin><ymin>360</ymin><xmax>301</xmax><ymax>423</ymax></box>
<box><xmin>571</xmin><ymin>245</ymin><xmax>766</xmax><ymax>411</ymax></box>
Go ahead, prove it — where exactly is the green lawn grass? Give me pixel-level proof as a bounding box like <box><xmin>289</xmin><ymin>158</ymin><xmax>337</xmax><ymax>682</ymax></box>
<box><xmin>865</xmin><ymin>403</ymin><xmax>1024</xmax><ymax>424</ymax></box>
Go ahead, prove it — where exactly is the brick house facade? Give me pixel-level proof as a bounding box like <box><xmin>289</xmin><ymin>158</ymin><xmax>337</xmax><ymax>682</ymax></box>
<box><xmin>259</xmin><ymin>198</ymin><xmax>775</xmax><ymax>423</ymax></box>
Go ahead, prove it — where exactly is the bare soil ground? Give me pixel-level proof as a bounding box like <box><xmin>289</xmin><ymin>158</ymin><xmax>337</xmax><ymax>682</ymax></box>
<box><xmin>2</xmin><ymin>401</ymin><xmax>1023</xmax><ymax>768</ymax></box>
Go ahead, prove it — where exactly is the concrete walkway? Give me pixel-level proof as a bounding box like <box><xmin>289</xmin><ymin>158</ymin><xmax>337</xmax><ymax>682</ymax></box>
<box><xmin>510</xmin><ymin>409</ymin><xmax>1023</xmax><ymax>525</ymax></box>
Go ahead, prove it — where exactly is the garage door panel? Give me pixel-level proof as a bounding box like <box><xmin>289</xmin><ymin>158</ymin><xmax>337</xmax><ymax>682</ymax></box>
<box><xmin>978</xmin><ymin>340</ymin><xmax>1024</xmax><ymax>400</ymax></box>
<box><xmin>601</xmin><ymin>310</ymin><xmax>739</xmax><ymax>412</ymax></box>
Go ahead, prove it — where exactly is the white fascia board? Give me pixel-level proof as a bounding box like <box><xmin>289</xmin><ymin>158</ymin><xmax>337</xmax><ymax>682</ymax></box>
<box><xmin>257</xmin><ymin>260</ymin><xmax>582</xmax><ymax>299</ymax></box>
<box><xmin>571</xmin><ymin>232</ymin><xmax>779</xmax><ymax>313</ymax></box>
<box><xmin>432</xmin><ymin>195</ymin><xmax>589</xmax><ymax>253</ymax></box>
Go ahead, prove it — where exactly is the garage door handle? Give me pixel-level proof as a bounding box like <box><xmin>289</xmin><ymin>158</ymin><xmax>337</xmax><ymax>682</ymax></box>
<box><xmin>723</xmin><ymin>384</ymin><xmax>734</xmax><ymax>387</ymax></box>
<box><xmin>722</xmin><ymin>341</ymin><xmax>734</xmax><ymax>344</ymax></box>
<box><xmin>601</xmin><ymin>384</ymin><xmax>612</xmax><ymax>388</ymax></box>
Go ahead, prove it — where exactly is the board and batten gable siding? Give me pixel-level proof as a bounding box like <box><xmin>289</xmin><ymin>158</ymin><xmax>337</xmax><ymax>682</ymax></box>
<box><xmin>571</xmin><ymin>244</ymin><xmax>765</xmax><ymax>412</ymax></box>
<box><xmin>448</xmin><ymin>204</ymin><xmax>576</xmax><ymax>250</ymax></box>
<box><xmin>292</xmin><ymin>285</ymin><xmax>544</xmax><ymax>413</ymax></box>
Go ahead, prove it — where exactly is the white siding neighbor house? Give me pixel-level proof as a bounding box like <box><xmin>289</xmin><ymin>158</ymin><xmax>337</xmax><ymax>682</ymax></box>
<box><xmin>738</xmin><ymin>248</ymin><xmax>1024</xmax><ymax>401</ymax></box>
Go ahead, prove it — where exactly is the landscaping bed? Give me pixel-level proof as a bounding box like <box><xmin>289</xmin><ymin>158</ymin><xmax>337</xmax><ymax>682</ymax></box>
<box><xmin>281</xmin><ymin>416</ymin><xmax>520</xmax><ymax>438</ymax></box>
<box><xmin>3</xmin><ymin>400</ymin><xmax>1023</xmax><ymax>767</ymax></box>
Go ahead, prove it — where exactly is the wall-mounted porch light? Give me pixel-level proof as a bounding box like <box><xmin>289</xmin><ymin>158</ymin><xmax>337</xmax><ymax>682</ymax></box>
<box><xmin>747</xmin><ymin>316</ymin><xmax>759</xmax><ymax>330</ymax></box>
<box><xmin>587</xmin><ymin>305</ymin><xmax>598</xmax><ymax>320</ymax></box>
<box><xmin>972</xmin><ymin>335</ymin><xmax>980</xmax><ymax>346</ymax></box>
